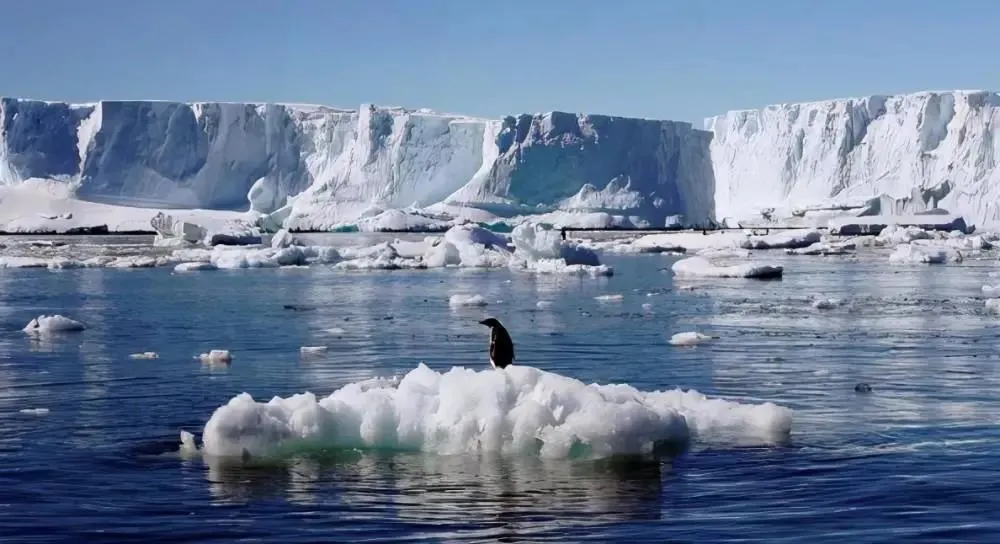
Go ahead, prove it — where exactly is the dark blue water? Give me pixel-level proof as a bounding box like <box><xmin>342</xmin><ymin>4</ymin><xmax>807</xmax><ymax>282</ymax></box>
<box><xmin>1</xmin><ymin>248</ymin><xmax>999</xmax><ymax>542</ymax></box>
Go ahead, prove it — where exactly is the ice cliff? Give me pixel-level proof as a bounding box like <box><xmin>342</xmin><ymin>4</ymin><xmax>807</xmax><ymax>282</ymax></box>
<box><xmin>706</xmin><ymin>90</ymin><xmax>1000</xmax><ymax>227</ymax></box>
<box><xmin>0</xmin><ymin>98</ymin><xmax>716</xmax><ymax>230</ymax></box>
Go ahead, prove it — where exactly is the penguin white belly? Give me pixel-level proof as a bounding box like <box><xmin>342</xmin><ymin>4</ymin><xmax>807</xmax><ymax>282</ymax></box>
<box><xmin>489</xmin><ymin>357</ymin><xmax>497</xmax><ymax>369</ymax></box>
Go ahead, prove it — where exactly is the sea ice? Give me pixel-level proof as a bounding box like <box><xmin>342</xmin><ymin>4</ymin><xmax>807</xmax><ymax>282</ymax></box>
<box><xmin>449</xmin><ymin>294</ymin><xmax>488</xmax><ymax>307</ymax></box>
<box><xmin>199</xmin><ymin>350</ymin><xmax>232</xmax><ymax>364</ymax></box>
<box><xmin>740</xmin><ymin>229</ymin><xmax>822</xmax><ymax>250</ymax></box>
<box><xmin>128</xmin><ymin>352</ymin><xmax>160</xmax><ymax>360</ymax></box>
<box><xmin>811</xmin><ymin>298</ymin><xmax>843</xmax><ymax>310</ymax></box>
<box><xmin>669</xmin><ymin>331</ymin><xmax>716</xmax><ymax>346</ymax></box>
<box><xmin>22</xmin><ymin>315</ymin><xmax>86</xmax><ymax>334</ymax></box>
<box><xmin>671</xmin><ymin>256</ymin><xmax>783</xmax><ymax>279</ymax></box>
<box><xmin>786</xmin><ymin>241</ymin><xmax>856</xmax><ymax>256</ymax></box>
<box><xmin>195</xmin><ymin>363</ymin><xmax>793</xmax><ymax>460</ymax></box>
<box><xmin>887</xmin><ymin>243</ymin><xmax>963</xmax><ymax>265</ymax></box>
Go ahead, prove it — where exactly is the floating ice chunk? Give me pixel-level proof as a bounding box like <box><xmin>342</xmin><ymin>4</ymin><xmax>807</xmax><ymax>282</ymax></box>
<box><xmin>696</xmin><ymin>247</ymin><xmax>752</xmax><ymax>259</ymax></box>
<box><xmin>511</xmin><ymin>223</ymin><xmax>600</xmax><ymax>266</ymax></box>
<box><xmin>888</xmin><ymin>243</ymin><xmax>962</xmax><ymax>265</ymax></box>
<box><xmin>300</xmin><ymin>346</ymin><xmax>328</xmax><ymax>354</ymax></box>
<box><xmin>811</xmin><ymin>298</ymin><xmax>843</xmax><ymax>310</ymax></box>
<box><xmin>985</xmin><ymin>299</ymin><xmax>1000</xmax><ymax>314</ymax></box>
<box><xmin>198</xmin><ymin>350</ymin><xmax>232</xmax><ymax>364</ymax></box>
<box><xmin>209</xmin><ymin>245</ymin><xmax>341</xmax><ymax>269</ymax></box>
<box><xmin>876</xmin><ymin>224</ymin><xmax>933</xmax><ymax>246</ymax></box>
<box><xmin>107</xmin><ymin>256</ymin><xmax>161</xmax><ymax>268</ymax></box>
<box><xmin>595</xmin><ymin>294</ymin><xmax>624</xmax><ymax>302</ymax></box>
<box><xmin>642</xmin><ymin>303</ymin><xmax>654</xmax><ymax>311</ymax></box>
<box><xmin>445</xmin><ymin>224</ymin><xmax>510</xmax><ymax>249</ymax></box>
<box><xmin>983</xmin><ymin>285</ymin><xmax>1000</xmax><ymax>296</ymax></box>
<box><xmin>199</xmin><ymin>363</ymin><xmax>793</xmax><ymax>459</ymax></box>
<box><xmin>518</xmin><ymin>259</ymin><xmax>614</xmax><ymax>276</ymax></box>
<box><xmin>174</xmin><ymin>262</ymin><xmax>218</xmax><ymax>272</ymax></box>
<box><xmin>19</xmin><ymin>408</ymin><xmax>50</xmax><ymax>415</ymax></box>
<box><xmin>449</xmin><ymin>294</ymin><xmax>488</xmax><ymax>307</ymax></box>
<box><xmin>203</xmin><ymin>220</ymin><xmax>263</xmax><ymax>246</ymax></box>
<box><xmin>129</xmin><ymin>352</ymin><xmax>160</xmax><ymax>360</ymax></box>
<box><xmin>786</xmin><ymin>241</ymin><xmax>856</xmax><ymax>256</ymax></box>
<box><xmin>671</xmin><ymin>256</ymin><xmax>783</xmax><ymax>279</ymax></box>
<box><xmin>740</xmin><ymin>229</ymin><xmax>822</xmax><ymax>250</ymax></box>
<box><xmin>669</xmin><ymin>331</ymin><xmax>716</xmax><ymax>346</ymax></box>
<box><xmin>536</xmin><ymin>301</ymin><xmax>553</xmax><ymax>309</ymax></box>
<box><xmin>179</xmin><ymin>430</ymin><xmax>198</xmax><ymax>453</ymax></box>
<box><xmin>23</xmin><ymin>315</ymin><xmax>86</xmax><ymax>334</ymax></box>
<box><xmin>421</xmin><ymin>224</ymin><xmax>514</xmax><ymax>268</ymax></box>
<box><xmin>270</xmin><ymin>229</ymin><xmax>302</xmax><ymax>249</ymax></box>
<box><xmin>0</xmin><ymin>257</ymin><xmax>82</xmax><ymax>269</ymax></box>
<box><xmin>354</xmin><ymin>209</ymin><xmax>451</xmax><ymax>232</ymax></box>
<box><xmin>322</xmin><ymin>327</ymin><xmax>346</xmax><ymax>335</ymax></box>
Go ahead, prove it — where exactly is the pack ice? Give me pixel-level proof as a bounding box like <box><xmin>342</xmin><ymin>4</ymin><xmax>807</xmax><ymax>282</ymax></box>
<box><xmin>0</xmin><ymin>99</ymin><xmax>716</xmax><ymax>232</ymax></box>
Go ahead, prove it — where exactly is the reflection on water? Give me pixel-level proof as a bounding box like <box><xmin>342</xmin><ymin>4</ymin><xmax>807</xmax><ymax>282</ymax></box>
<box><xmin>200</xmin><ymin>450</ymin><xmax>665</xmax><ymax>534</ymax></box>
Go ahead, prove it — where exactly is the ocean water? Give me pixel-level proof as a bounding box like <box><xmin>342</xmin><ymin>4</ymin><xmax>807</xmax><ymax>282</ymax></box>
<box><xmin>1</xmin><ymin>242</ymin><xmax>999</xmax><ymax>542</ymax></box>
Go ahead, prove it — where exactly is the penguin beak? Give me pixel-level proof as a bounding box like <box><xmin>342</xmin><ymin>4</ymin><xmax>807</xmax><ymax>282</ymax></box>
<box><xmin>478</xmin><ymin>319</ymin><xmax>490</xmax><ymax>326</ymax></box>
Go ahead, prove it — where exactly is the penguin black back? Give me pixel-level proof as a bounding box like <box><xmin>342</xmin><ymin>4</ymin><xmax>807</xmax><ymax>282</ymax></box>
<box><xmin>479</xmin><ymin>318</ymin><xmax>515</xmax><ymax>369</ymax></box>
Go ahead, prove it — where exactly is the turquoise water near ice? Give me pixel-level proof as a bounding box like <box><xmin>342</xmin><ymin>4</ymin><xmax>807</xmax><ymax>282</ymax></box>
<box><xmin>1</xmin><ymin>243</ymin><xmax>999</xmax><ymax>542</ymax></box>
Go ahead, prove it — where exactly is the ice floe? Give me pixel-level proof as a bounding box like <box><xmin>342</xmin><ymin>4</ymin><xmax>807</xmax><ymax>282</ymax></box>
<box><xmin>192</xmin><ymin>363</ymin><xmax>793</xmax><ymax>460</ymax></box>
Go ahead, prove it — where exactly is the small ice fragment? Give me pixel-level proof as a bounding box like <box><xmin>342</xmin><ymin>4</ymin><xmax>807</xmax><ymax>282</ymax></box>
<box><xmin>323</xmin><ymin>327</ymin><xmax>346</xmax><ymax>335</ymax></box>
<box><xmin>300</xmin><ymin>346</ymin><xmax>328</xmax><ymax>354</ymax></box>
<box><xmin>198</xmin><ymin>350</ymin><xmax>232</xmax><ymax>364</ymax></box>
<box><xmin>536</xmin><ymin>300</ymin><xmax>553</xmax><ymax>309</ymax></box>
<box><xmin>19</xmin><ymin>408</ymin><xmax>49</xmax><ymax>415</ymax></box>
<box><xmin>449</xmin><ymin>294</ymin><xmax>487</xmax><ymax>307</ymax></box>
<box><xmin>811</xmin><ymin>298</ymin><xmax>842</xmax><ymax>310</ymax></box>
<box><xmin>595</xmin><ymin>294</ymin><xmax>624</xmax><ymax>302</ymax></box>
<box><xmin>23</xmin><ymin>315</ymin><xmax>86</xmax><ymax>334</ymax></box>
<box><xmin>179</xmin><ymin>430</ymin><xmax>197</xmax><ymax>452</ymax></box>
<box><xmin>642</xmin><ymin>303</ymin><xmax>653</xmax><ymax>311</ymax></box>
<box><xmin>129</xmin><ymin>352</ymin><xmax>160</xmax><ymax>360</ymax></box>
<box><xmin>174</xmin><ymin>262</ymin><xmax>218</xmax><ymax>272</ymax></box>
<box><xmin>669</xmin><ymin>331</ymin><xmax>716</xmax><ymax>346</ymax></box>
<box><xmin>985</xmin><ymin>299</ymin><xmax>1000</xmax><ymax>314</ymax></box>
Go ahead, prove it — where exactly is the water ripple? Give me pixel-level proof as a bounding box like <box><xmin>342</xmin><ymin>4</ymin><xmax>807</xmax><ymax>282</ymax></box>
<box><xmin>0</xmin><ymin>248</ymin><xmax>998</xmax><ymax>541</ymax></box>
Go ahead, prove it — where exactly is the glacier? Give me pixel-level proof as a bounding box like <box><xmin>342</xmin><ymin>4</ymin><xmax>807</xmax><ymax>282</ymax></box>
<box><xmin>0</xmin><ymin>98</ymin><xmax>717</xmax><ymax>232</ymax></box>
<box><xmin>6</xmin><ymin>89</ymin><xmax>1000</xmax><ymax>234</ymax></box>
<box><xmin>706</xmin><ymin>90</ymin><xmax>1000</xmax><ymax>228</ymax></box>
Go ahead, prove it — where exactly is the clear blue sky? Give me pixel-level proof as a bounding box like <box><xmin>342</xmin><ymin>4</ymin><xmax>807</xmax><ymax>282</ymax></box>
<box><xmin>1</xmin><ymin>0</ymin><xmax>997</xmax><ymax>124</ymax></box>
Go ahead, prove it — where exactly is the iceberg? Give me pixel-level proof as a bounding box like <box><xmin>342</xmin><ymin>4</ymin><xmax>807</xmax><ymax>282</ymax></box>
<box><xmin>705</xmin><ymin>90</ymin><xmax>1000</xmax><ymax>229</ymax></box>
<box><xmin>0</xmin><ymin>98</ymin><xmax>717</xmax><ymax>233</ymax></box>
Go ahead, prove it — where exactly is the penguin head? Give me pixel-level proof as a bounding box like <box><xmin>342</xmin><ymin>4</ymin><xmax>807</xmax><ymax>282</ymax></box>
<box><xmin>479</xmin><ymin>317</ymin><xmax>503</xmax><ymax>329</ymax></box>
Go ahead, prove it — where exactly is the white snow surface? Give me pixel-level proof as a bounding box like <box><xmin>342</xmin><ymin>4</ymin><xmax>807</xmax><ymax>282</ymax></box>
<box><xmin>671</xmin><ymin>256</ymin><xmax>784</xmax><ymax>279</ymax></box>
<box><xmin>22</xmin><ymin>314</ymin><xmax>86</xmax><ymax>334</ymax></box>
<box><xmin>887</xmin><ymin>242</ymin><xmax>963</xmax><ymax>265</ymax></box>
<box><xmin>706</xmin><ymin>90</ymin><xmax>1000</xmax><ymax>228</ymax></box>
<box><xmin>195</xmin><ymin>363</ymin><xmax>793</xmax><ymax>460</ymax></box>
<box><xmin>0</xmin><ymin>98</ymin><xmax>716</xmax><ymax>232</ymax></box>
<box><xmin>669</xmin><ymin>331</ymin><xmax>715</xmax><ymax>346</ymax></box>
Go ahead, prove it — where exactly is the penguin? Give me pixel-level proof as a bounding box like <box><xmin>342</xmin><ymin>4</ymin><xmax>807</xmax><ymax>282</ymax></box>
<box><xmin>478</xmin><ymin>317</ymin><xmax>515</xmax><ymax>369</ymax></box>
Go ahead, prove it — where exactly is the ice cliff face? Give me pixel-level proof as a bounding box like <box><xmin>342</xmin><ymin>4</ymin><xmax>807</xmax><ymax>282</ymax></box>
<box><xmin>706</xmin><ymin>90</ymin><xmax>1000</xmax><ymax>227</ymax></box>
<box><xmin>0</xmin><ymin>98</ymin><xmax>323</xmax><ymax>210</ymax></box>
<box><xmin>0</xmin><ymin>98</ymin><xmax>717</xmax><ymax>229</ymax></box>
<box><xmin>442</xmin><ymin>112</ymin><xmax>715</xmax><ymax>227</ymax></box>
